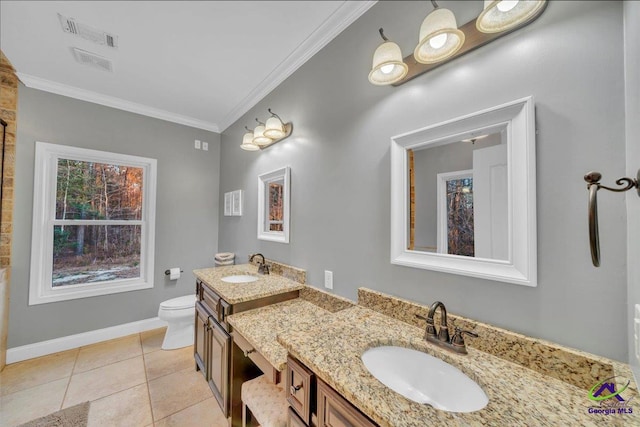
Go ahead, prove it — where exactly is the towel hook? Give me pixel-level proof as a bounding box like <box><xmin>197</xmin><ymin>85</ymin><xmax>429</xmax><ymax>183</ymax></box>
<box><xmin>584</xmin><ymin>170</ymin><xmax>640</xmax><ymax>267</ymax></box>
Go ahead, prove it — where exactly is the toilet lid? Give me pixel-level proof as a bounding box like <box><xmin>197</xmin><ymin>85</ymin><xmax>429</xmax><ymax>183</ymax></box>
<box><xmin>160</xmin><ymin>295</ymin><xmax>196</xmax><ymax>310</ymax></box>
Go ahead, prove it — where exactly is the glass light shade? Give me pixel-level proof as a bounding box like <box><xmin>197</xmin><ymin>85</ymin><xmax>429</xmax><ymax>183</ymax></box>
<box><xmin>368</xmin><ymin>40</ymin><xmax>408</xmax><ymax>86</ymax></box>
<box><xmin>264</xmin><ymin>116</ymin><xmax>286</xmax><ymax>139</ymax></box>
<box><xmin>414</xmin><ymin>8</ymin><xmax>465</xmax><ymax>64</ymax></box>
<box><xmin>240</xmin><ymin>132</ymin><xmax>259</xmax><ymax>151</ymax></box>
<box><xmin>476</xmin><ymin>0</ymin><xmax>546</xmax><ymax>34</ymax></box>
<box><xmin>253</xmin><ymin>125</ymin><xmax>272</xmax><ymax>146</ymax></box>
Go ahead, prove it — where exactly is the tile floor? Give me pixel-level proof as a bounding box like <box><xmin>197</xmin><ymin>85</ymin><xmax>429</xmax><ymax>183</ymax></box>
<box><xmin>0</xmin><ymin>328</ymin><xmax>228</xmax><ymax>427</ymax></box>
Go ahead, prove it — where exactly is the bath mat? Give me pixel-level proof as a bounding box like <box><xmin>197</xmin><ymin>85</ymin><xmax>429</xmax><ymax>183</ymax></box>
<box><xmin>18</xmin><ymin>401</ymin><xmax>90</xmax><ymax>427</ymax></box>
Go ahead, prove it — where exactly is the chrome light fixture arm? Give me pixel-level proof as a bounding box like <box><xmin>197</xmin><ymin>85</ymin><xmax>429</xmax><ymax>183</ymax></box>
<box><xmin>584</xmin><ymin>170</ymin><xmax>640</xmax><ymax>267</ymax></box>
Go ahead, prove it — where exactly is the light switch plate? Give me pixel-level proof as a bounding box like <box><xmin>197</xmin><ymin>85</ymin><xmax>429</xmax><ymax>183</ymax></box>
<box><xmin>194</xmin><ymin>140</ymin><xmax>201</xmax><ymax>149</ymax></box>
<box><xmin>202</xmin><ymin>142</ymin><xmax>208</xmax><ymax>151</ymax></box>
<box><xmin>324</xmin><ymin>270</ymin><xmax>333</xmax><ymax>290</ymax></box>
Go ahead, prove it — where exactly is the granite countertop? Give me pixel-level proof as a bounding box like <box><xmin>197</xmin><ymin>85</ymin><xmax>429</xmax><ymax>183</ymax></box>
<box><xmin>193</xmin><ymin>264</ymin><xmax>304</xmax><ymax>304</ymax></box>
<box><xmin>277</xmin><ymin>306</ymin><xmax>637</xmax><ymax>427</ymax></box>
<box><xmin>226</xmin><ymin>299</ymin><xmax>333</xmax><ymax>371</ymax></box>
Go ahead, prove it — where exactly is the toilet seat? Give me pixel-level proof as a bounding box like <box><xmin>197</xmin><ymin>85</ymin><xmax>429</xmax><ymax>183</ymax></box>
<box><xmin>160</xmin><ymin>295</ymin><xmax>195</xmax><ymax>310</ymax></box>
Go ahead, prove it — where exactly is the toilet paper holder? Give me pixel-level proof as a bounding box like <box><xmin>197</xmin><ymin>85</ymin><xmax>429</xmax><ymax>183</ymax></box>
<box><xmin>164</xmin><ymin>269</ymin><xmax>184</xmax><ymax>275</ymax></box>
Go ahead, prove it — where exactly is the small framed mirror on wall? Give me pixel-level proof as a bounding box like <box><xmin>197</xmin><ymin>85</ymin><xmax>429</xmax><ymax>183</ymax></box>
<box><xmin>391</xmin><ymin>97</ymin><xmax>537</xmax><ymax>286</ymax></box>
<box><xmin>257</xmin><ymin>166</ymin><xmax>290</xmax><ymax>243</ymax></box>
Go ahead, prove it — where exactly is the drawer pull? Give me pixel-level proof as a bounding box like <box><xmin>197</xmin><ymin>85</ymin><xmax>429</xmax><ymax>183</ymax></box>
<box><xmin>290</xmin><ymin>384</ymin><xmax>302</xmax><ymax>395</ymax></box>
<box><xmin>243</xmin><ymin>348</ymin><xmax>256</xmax><ymax>357</ymax></box>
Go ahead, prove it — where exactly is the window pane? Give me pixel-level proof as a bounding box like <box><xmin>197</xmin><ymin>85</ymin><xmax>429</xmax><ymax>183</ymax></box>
<box><xmin>52</xmin><ymin>225</ymin><xmax>141</xmax><ymax>287</ymax></box>
<box><xmin>268</xmin><ymin>181</ymin><xmax>284</xmax><ymax>222</ymax></box>
<box><xmin>446</xmin><ymin>178</ymin><xmax>474</xmax><ymax>257</ymax></box>
<box><xmin>56</xmin><ymin>159</ymin><xmax>143</xmax><ymax>220</ymax></box>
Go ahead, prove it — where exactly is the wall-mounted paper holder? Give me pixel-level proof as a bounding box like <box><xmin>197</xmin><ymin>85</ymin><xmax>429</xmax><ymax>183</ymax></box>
<box><xmin>584</xmin><ymin>170</ymin><xmax>640</xmax><ymax>267</ymax></box>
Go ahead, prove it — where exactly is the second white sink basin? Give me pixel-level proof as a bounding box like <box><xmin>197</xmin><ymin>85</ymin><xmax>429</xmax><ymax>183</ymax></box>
<box><xmin>361</xmin><ymin>346</ymin><xmax>488</xmax><ymax>413</ymax></box>
<box><xmin>221</xmin><ymin>275</ymin><xmax>259</xmax><ymax>284</ymax></box>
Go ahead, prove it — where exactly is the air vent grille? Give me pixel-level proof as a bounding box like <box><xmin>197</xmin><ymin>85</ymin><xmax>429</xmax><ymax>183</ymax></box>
<box><xmin>72</xmin><ymin>48</ymin><xmax>113</xmax><ymax>72</ymax></box>
<box><xmin>58</xmin><ymin>13</ymin><xmax>118</xmax><ymax>48</ymax></box>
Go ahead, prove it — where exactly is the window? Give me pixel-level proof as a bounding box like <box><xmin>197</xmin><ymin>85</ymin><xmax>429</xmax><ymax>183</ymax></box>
<box><xmin>29</xmin><ymin>142</ymin><xmax>157</xmax><ymax>305</ymax></box>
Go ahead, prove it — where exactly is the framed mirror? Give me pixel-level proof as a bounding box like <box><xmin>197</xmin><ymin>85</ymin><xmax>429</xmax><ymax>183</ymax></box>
<box><xmin>257</xmin><ymin>166</ymin><xmax>290</xmax><ymax>243</ymax></box>
<box><xmin>391</xmin><ymin>97</ymin><xmax>536</xmax><ymax>286</ymax></box>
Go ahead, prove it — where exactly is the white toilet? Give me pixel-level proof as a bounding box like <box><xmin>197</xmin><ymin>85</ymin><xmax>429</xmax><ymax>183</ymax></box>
<box><xmin>158</xmin><ymin>295</ymin><xmax>196</xmax><ymax>350</ymax></box>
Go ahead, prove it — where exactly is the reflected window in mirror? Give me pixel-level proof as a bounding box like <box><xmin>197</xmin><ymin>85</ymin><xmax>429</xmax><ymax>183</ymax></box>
<box><xmin>408</xmin><ymin>132</ymin><xmax>508</xmax><ymax>261</ymax></box>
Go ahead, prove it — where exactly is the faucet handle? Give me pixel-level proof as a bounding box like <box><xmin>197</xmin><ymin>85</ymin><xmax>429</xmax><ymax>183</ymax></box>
<box><xmin>415</xmin><ymin>314</ymin><xmax>437</xmax><ymax>338</ymax></box>
<box><xmin>451</xmin><ymin>327</ymin><xmax>478</xmax><ymax>348</ymax></box>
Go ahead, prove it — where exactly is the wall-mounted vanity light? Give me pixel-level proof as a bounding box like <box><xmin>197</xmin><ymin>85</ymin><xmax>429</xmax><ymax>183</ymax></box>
<box><xmin>240</xmin><ymin>108</ymin><xmax>293</xmax><ymax>151</ymax></box>
<box><xmin>414</xmin><ymin>1</ymin><xmax>465</xmax><ymax>64</ymax></box>
<box><xmin>369</xmin><ymin>0</ymin><xmax>547</xmax><ymax>86</ymax></box>
<box><xmin>368</xmin><ymin>29</ymin><xmax>408</xmax><ymax>86</ymax></box>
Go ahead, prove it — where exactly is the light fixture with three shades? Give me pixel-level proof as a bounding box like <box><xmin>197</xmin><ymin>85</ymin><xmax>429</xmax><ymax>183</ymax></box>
<box><xmin>240</xmin><ymin>108</ymin><xmax>293</xmax><ymax>151</ymax></box>
<box><xmin>369</xmin><ymin>0</ymin><xmax>547</xmax><ymax>86</ymax></box>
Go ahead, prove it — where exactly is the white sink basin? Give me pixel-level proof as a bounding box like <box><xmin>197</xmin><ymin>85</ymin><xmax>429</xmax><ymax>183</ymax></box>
<box><xmin>221</xmin><ymin>275</ymin><xmax>259</xmax><ymax>284</ymax></box>
<box><xmin>361</xmin><ymin>346</ymin><xmax>488</xmax><ymax>413</ymax></box>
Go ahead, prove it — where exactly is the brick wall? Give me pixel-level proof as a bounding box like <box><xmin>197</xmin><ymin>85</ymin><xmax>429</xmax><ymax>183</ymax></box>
<box><xmin>0</xmin><ymin>50</ymin><xmax>17</xmax><ymax>370</ymax></box>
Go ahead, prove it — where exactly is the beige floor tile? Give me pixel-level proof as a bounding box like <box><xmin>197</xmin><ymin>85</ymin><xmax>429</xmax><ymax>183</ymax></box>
<box><xmin>0</xmin><ymin>348</ymin><xmax>78</xmax><ymax>396</ymax></box>
<box><xmin>154</xmin><ymin>397</ymin><xmax>226</xmax><ymax>427</ymax></box>
<box><xmin>148</xmin><ymin>368</ymin><xmax>212</xmax><ymax>420</ymax></box>
<box><xmin>74</xmin><ymin>334</ymin><xmax>142</xmax><ymax>373</ymax></box>
<box><xmin>64</xmin><ymin>356</ymin><xmax>146</xmax><ymax>408</ymax></box>
<box><xmin>141</xmin><ymin>328</ymin><xmax>167</xmax><ymax>354</ymax></box>
<box><xmin>0</xmin><ymin>378</ymin><xmax>68</xmax><ymax>427</ymax></box>
<box><xmin>87</xmin><ymin>383</ymin><xmax>152</xmax><ymax>427</ymax></box>
<box><xmin>144</xmin><ymin>346</ymin><xmax>194</xmax><ymax>381</ymax></box>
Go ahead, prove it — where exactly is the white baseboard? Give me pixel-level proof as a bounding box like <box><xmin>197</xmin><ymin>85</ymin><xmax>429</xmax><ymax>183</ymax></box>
<box><xmin>6</xmin><ymin>317</ymin><xmax>167</xmax><ymax>364</ymax></box>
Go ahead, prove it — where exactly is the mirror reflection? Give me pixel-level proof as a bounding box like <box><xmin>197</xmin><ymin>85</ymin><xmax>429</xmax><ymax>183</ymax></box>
<box><xmin>408</xmin><ymin>130</ymin><xmax>508</xmax><ymax>260</ymax></box>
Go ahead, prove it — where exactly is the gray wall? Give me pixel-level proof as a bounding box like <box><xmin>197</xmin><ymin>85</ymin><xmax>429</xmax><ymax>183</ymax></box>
<box><xmin>9</xmin><ymin>85</ymin><xmax>220</xmax><ymax>347</ymax></box>
<box><xmin>625</xmin><ymin>1</ymin><xmax>640</xmax><ymax>379</ymax></box>
<box><xmin>218</xmin><ymin>1</ymin><xmax>628</xmax><ymax>361</ymax></box>
<box><xmin>413</xmin><ymin>136</ymin><xmax>500</xmax><ymax>250</ymax></box>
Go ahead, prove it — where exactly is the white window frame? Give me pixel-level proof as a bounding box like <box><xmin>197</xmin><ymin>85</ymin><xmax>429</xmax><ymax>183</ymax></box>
<box><xmin>29</xmin><ymin>142</ymin><xmax>157</xmax><ymax>305</ymax></box>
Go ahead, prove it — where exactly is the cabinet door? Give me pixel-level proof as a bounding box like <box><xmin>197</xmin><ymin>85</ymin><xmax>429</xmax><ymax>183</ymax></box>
<box><xmin>287</xmin><ymin>407</ymin><xmax>307</xmax><ymax>427</ymax></box>
<box><xmin>317</xmin><ymin>380</ymin><xmax>377</xmax><ymax>427</ymax></box>
<box><xmin>194</xmin><ymin>301</ymin><xmax>209</xmax><ymax>376</ymax></box>
<box><xmin>208</xmin><ymin>316</ymin><xmax>231</xmax><ymax>417</ymax></box>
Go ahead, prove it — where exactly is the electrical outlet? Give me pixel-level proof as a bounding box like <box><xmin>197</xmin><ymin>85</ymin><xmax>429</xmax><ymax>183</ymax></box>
<box><xmin>202</xmin><ymin>142</ymin><xmax>209</xmax><ymax>151</ymax></box>
<box><xmin>194</xmin><ymin>140</ymin><xmax>201</xmax><ymax>149</ymax></box>
<box><xmin>635</xmin><ymin>305</ymin><xmax>640</xmax><ymax>363</ymax></box>
<box><xmin>324</xmin><ymin>270</ymin><xmax>333</xmax><ymax>290</ymax></box>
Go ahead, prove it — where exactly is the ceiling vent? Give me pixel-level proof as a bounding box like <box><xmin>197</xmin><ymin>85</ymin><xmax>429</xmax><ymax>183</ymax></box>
<box><xmin>71</xmin><ymin>48</ymin><xmax>113</xmax><ymax>72</ymax></box>
<box><xmin>58</xmin><ymin>13</ymin><xmax>118</xmax><ymax>48</ymax></box>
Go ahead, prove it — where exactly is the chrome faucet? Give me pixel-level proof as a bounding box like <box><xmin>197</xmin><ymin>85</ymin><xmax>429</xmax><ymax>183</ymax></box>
<box><xmin>249</xmin><ymin>253</ymin><xmax>270</xmax><ymax>275</ymax></box>
<box><xmin>416</xmin><ymin>301</ymin><xmax>478</xmax><ymax>355</ymax></box>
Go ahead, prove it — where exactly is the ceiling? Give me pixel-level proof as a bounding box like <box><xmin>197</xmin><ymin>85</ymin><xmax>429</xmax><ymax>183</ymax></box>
<box><xmin>0</xmin><ymin>1</ymin><xmax>375</xmax><ymax>132</ymax></box>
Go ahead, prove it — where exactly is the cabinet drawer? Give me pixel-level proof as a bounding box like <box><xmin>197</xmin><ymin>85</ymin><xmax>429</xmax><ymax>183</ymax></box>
<box><xmin>286</xmin><ymin>356</ymin><xmax>314</xmax><ymax>425</ymax></box>
<box><xmin>202</xmin><ymin>285</ymin><xmax>221</xmax><ymax>318</ymax></box>
<box><xmin>317</xmin><ymin>379</ymin><xmax>376</xmax><ymax>427</ymax></box>
<box><xmin>288</xmin><ymin>407</ymin><xmax>307</xmax><ymax>427</ymax></box>
<box><xmin>234</xmin><ymin>331</ymin><xmax>280</xmax><ymax>384</ymax></box>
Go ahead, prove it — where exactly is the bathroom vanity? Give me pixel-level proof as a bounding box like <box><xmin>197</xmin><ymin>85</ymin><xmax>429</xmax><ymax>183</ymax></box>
<box><xmin>196</xmin><ymin>263</ymin><xmax>638</xmax><ymax>426</ymax></box>
<box><xmin>193</xmin><ymin>264</ymin><xmax>303</xmax><ymax>424</ymax></box>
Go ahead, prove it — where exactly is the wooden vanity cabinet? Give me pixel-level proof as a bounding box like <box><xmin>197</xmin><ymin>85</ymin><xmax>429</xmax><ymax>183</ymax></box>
<box><xmin>194</xmin><ymin>299</ymin><xmax>231</xmax><ymax>415</ymax></box>
<box><xmin>195</xmin><ymin>278</ymin><xmax>300</xmax><ymax>426</ymax></box>
<box><xmin>317</xmin><ymin>379</ymin><xmax>376</xmax><ymax>427</ymax></box>
<box><xmin>286</xmin><ymin>357</ymin><xmax>377</xmax><ymax>427</ymax></box>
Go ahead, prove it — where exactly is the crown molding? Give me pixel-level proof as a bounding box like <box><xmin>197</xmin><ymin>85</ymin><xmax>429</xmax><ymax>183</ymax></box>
<box><xmin>218</xmin><ymin>0</ymin><xmax>377</xmax><ymax>131</ymax></box>
<box><xmin>17</xmin><ymin>73</ymin><xmax>220</xmax><ymax>133</ymax></box>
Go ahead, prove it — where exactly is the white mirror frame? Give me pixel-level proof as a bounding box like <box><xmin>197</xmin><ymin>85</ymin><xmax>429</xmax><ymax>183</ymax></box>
<box><xmin>390</xmin><ymin>96</ymin><xmax>537</xmax><ymax>286</ymax></box>
<box><xmin>257</xmin><ymin>166</ymin><xmax>290</xmax><ymax>243</ymax></box>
